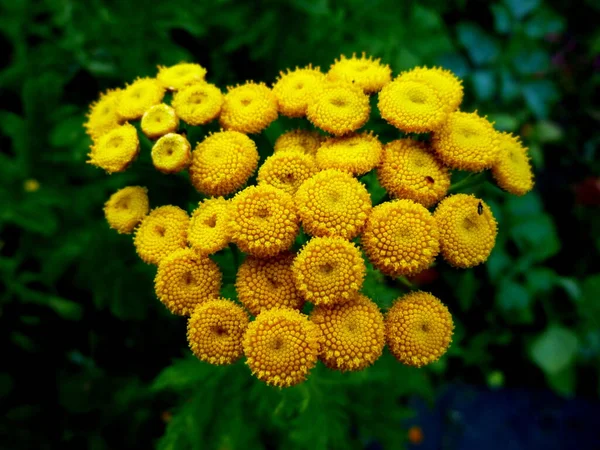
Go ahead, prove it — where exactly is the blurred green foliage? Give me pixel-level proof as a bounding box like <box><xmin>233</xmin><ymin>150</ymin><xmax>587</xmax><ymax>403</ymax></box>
<box><xmin>1</xmin><ymin>0</ymin><xmax>599</xmax><ymax>448</ymax></box>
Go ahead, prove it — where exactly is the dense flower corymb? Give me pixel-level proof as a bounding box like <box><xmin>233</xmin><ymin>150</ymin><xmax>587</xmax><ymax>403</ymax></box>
<box><xmin>141</xmin><ymin>104</ymin><xmax>179</xmax><ymax>139</ymax></box>
<box><xmin>188</xmin><ymin>197</ymin><xmax>231</xmax><ymax>255</ymax></box>
<box><xmin>316</xmin><ymin>132</ymin><xmax>383</xmax><ymax>176</ymax></box>
<box><xmin>327</xmin><ymin>53</ymin><xmax>392</xmax><ymax>94</ymax></box>
<box><xmin>396</xmin><ymin>66</ymin><xmax>463</xmax><ymax>112</ymax></box>
<box><xmin>257</xmin><ymin>151</ymin><xmax>318</xmax><ymax>195</ymax></box>
<box><xmin>104</xmin><ymin>186</ymin><xmax>149</xmax><ymax>234</ymax></box>
<box><xmin>117</xmin><ymin>77</ymin><xmax>165</xmax><ymax>121</ymax></box>
<box><xmin>134</xmin><ymin>205</ymin><xmax>189</xmax><ymax>265</ymax></box>
<box><xmin>172</xmin><ymin>83</ymin><xmax>223</xmax><ymax>126</ymax></box>
<box><xmin>219</xmin><ymin>82</ymin><xmax>278</xmax><ymax>134</ymax></box>
<box><xmin>157</xmin><ymin>62</ymin><xmax>207</xmax><ymax>91</ymax></box>
<box><xmin>274</xmin><ymin>129</ymin><xmax>323</xmax><ymax>155</ymax></box>
<box><xmin>88</xmin><ymin>123</ymin><xmax>140</xmax><ymax>174</ymax></box>
<box><xmin>273</xmin><ymin>65</ymin><xmax>326</xmax><ymax>117</ymax></box>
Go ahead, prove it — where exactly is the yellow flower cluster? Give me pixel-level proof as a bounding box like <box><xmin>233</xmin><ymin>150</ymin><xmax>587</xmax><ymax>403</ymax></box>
<box><xmin>88</xmin><ymin>54</ymin><xmax>534</xmax><ymax>387</ymax></box>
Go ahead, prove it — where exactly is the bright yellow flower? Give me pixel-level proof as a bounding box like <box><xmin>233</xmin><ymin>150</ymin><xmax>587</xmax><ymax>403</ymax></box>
<box><xmin>377</xmin><ymin>139</ymin><xmax>450</xmax><ymax>208</ymax></box>
<box><xmin>228</xmin><ymin>185</ymin><xmax>299</xmax><ymax>258</ymax></box>
<box><xmin>141</xmin><ymin>104</ymin><xmax>179</xmax><ymax>139</ymax></box>
<box><xmin>154</xmin><ymin>248</ymin><xmax>222</xmax><ymax>316</ymax></box>
<box><xmin>362</xmin><ymin>200</ymin><xmax>440</xmax><ymax>277</ymax></box>
<box><xmin>431</xmin><ymin>111</ymin><xmax>499</xmax><ymax>172</ymax></box>
<box><xmin>88</xmin><ymin>123</ymin><xmax>140</xmax><ymax>174</ymax></box>
<box><xmin>492</xmin><ymin>132</ymin><xmax>534</xmax><ymax>195</ymax></box>
<box><xmin>189</xmin><ymin>131</ymin><xmax>258</xmax><ymax>196</ymax></box>
<box><xmin>117</xmin><ymin>77</ymin><xmax>165</xmax><ymax>121</ymax></box>
<box><xmin>23</xmin><ymin>179</ymin><xmax>40</xmax><ymax>192</ymax></box>
<box><xmin>243</xmin><ymin>307</ymin><xmax>322</xmax><ymax>387</ymax></box>
<box><xmin>104</xmin><ymin>186</ymin><xmax>149</xmax><ymax>234</ymax></box>
<box><xmin>171</xmin><ymin>83</ymin><xmax>223</xmax><ymax>126</ymax></box>
<box><xmin>236</xmin><ymin>252</ymin><xmax>304</xmax><ymax>316</ymax></box>
<box><xmin>257</xmin><ymin>151</ymin><xmax>318</xmax><ymax>195</ymax></box>
<box><xmin>219</xmin><ymin>82</ymin><xmax>278</xmax><ymax>134</ymax></box>
<box><xmin>307</xmin><ymin>81</ymin><xmax>370</xmax><ymax>136</ymax></box>
<box><xmin>327</xmin><ymin>53</ymin><xmax>392</xmax><ymax>94</ymax></box>
<box><xmin>151</xmin><ymin>133</ymin><xmax>192</xmax><ymax>174</ymax></box>
<box><xmin>434</xmin><ymin>194</ymin><xmax>497</xmax><ymax>268</ymax></box>
<box><xmin>295</xmin><ymin>169</ymin><xmax>371</xmax><ymax>240</ymax></box>
<box><xmin>274</xmin><ymin>129</ymin><xmax>324</xmax><ymax>156</ymax></box>
<box><xmin>292</xmin><ymin>236</ymin><xmax>365</xmax><ymax>306</ymax></box>
<box><xmin>187</xmin><ymin>298</ymin><xmax>249</xmax><ymax>365</ymax></box>
<box><xmin>315</xmin><ymin>131</ymin><xmax>382</xmax><ymax>176</ymax></box>
<box><xmin>396</xmin><ymin>66</ymin><xmax>463</xmax><ymax>112</ymax></box>
<box><xmin>133</xmin><ymin>205</ymin><xmax>189</xmax><ymax>265</ymax></box>
<box><xmin>84</xmin><ymin>88</ymin><xmax>123</xmax><ymax>139</ymax></box>
<box><xmin>188</xmin><ymin>197</ymin><xmax>231</xmax><ymax>255</ymax></box>
<box><xmin>157</xmin><ymin>62</ymin><xmax>207</xmax><ymax>90</ymax></box>
<box><xmin>386</xmin><ymin>291</ymin><xmax>454</xmax><ymax>368</ymax></box>
<box><xmin>273</xmin><ymin>65</ymin><xmax>326</xmax><ymax>117</ymax></box>
<box><xmin>378</xmin><ymin>79</ymin><xmax>447</xmax><ymax>133</ymax></box>
<box><xmin>311</xmin><ymin>294</ymin><xmax>384</xmax><ymax>371</ymax></box>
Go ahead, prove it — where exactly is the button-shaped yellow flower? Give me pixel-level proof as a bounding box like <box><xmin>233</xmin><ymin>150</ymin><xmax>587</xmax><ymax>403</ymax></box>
<box><xmin>257</xmin><ymin>151</ymin><xmax>318</xmax><ymax>195</ymax></box>
<box><xmin>151</xmin><ymin>133</ymin><xmax>192</xmax><ymax>174</ymax></box>
<box><xmin>188</xmin><ymin>197</ymin><xmax>231</xmax><ymax>255</ymax></box>
<box><xmin>84</xmin><ymin>88</ymin><xmax>122</xmax><ymax>139</ymax></box>
<box><xmin>327</xmin><ymin>53</ymin><xmax>392</xmax><ymax>94</ymax></box>
<box><xmin>172</xmin><ymin>83</ymin><xmax>223</xmax><ymax>126</ymax></box>
<box><xmin>492</xmin><ymin>132</ymin><xmax>534</xmax><ymax>195</ymax></box>
<box><xmin>273</xmin><ymin>65</ymin><xmax>326</xmax><ymax>117</ymax></box>
<box><xmin>117</xmin><ymin>77</ymin><xmax>165</xmax><ymax>121</ymax></box>
<box><xmin>88</xmin><ymin>123</ymin><xmax>140</xmax><ymax>174</ymax></box>
<box><xmin>396</xmin><ymin>66</ymin><xmax>463</xmax><ymax>112</ymax></box>
<box><xmin>104</xmin><ymin>186</ymin><xmax>149</xmax><ymax>234</ymax></box>
<box><xmin>219</xmin><ymin>82</ymin><xmax>278</xmax><ymax>134</ymax></box>
<box><xmin>157</xmin><ymin>62</ymin><xmax>207</xmax><ymax>90</ymax></box>
<box><xmin>141</xmin><ymin>104</ymin><xmax>179</xmax><ymax>139</ymax></box>
<box><xmin>315</xmin><ymin>131</ymin><xmax>383</xmax><ymax>176</ymax></box>
<box><xmin>274</xmin><ymin>129</ymin><xmax>324</xmax><ymax>156</ymax></box>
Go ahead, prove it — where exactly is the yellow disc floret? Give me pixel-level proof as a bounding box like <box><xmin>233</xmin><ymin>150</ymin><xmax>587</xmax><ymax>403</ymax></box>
<box><xmin>362</xmin><ymin>200</ymin><xmax>440</xmax><ymax>277</ymax></box>
<box><xmin>88</xmin><ymin>123</ymin><xmax>140</xmax><ymax>174</ymax></box>
<box><xmin>327</xmin><ymin>53</ymin><xmax>392</xmax><ymax>94</ymax></box>
<box><xmin>273</xmin><ymin>65</ymin><xmax>326</xmax><ymax>117</ymax></box>
<box><xmin>157</xmin><ymin>62</ymin><xmax>207</xmax><ymax>91</ymax></box>
<box><xmin>151</xmin><ymin>133</ymin><xmax>192</xmax><ymax>174</ymax></box>
<box><xmin>257</xmin><ymin>151</ymin><xmax>318</xmax><ymax>195</ymax></box>
<box><xmin>172</xmin><ymin>83</ymin><xmax>223</xmax><ymax>126</ymax></box>
<box><xmin>243</xmin><ymin>307</ymin><xmax>322</xmax><ymax>387</ymax></box>
<box><xmin>187</xmin><ymin>298</ymin><xmax>249</xmax><ymax>365</ymax></box>
<box><xmin>378</xmin><ymin>79</ymin><xmax>447</xmax><ymax>133</ymax></box>
<box><xmin>307</xmin><ymin>81</ymin><xmax>370</xmax><ymax>136</ymax></box>
<box><xmin>188</xmin><ymin>197</ymin><xmax>231</xmax><ymax>255</ymax></box>
<box><xmin>236</xmin><ymin>253</ymin><xmax>304</xmax><ymax>316</ymax></box>
<box><xmin>492</xmin><ymin>132</ymin><xmax>534</xmax><ymax>195</ymax></box>
<box><xmin>315</xmin><ymin>131</ymin><xmax>382</xmax><ymax>176</ymax></box>
<box><xmin>133</xmin><ymin>205</ymin><xmax>189</xmax><ymax>265</ymax></box>
<box><xmin>292</xmin><ymin>237</ymin><xmax>365</xmax><ymax>306</ymax></box>
<box><xmin>311</xmin><ymin>294</ymin><xmax>384</xmax><ymax>371</ymax></box>
<box><xmin>431</xmin><ymin>111</ymin><xmax>499</xmax><ymax>172</ymax></box>
<box><xmin>296</xmin><ymin>169</ymin><xmax>372</xmax><ymax>240</ymax></box>
<box><xmin>104</xmin><ymin>186</ymin><xmax>149</xmax><ymax>234</ymax></box>
<box><xmin>84</xmin><ymin>88</ymin><xmax>122</xmax><ymax>139</ymax></box>
<box><xmin>377</xmin><ymin>139</ymin><xmax>450</xmax><ymax>208</ymax></box>
<box><xmin>117</xmin><ymin>77</ymin><xmax>165</xmax><ymax>121</ymax></box>
<box><xmin>141</xmin><ymin>104</ymin><xmax>180</xmax><ymax>139</ymax></box>
<box><xmin>154</xmin><ymin>248</ymin><xmax>222</xmax><ymax>316</ymax></box>
<box><xmin>189</xmin><ymin>131</ymin><xmax>259</xmax><ymax>196</ymax></box>
<box><xmin>396</xmin><ymin>66</ymin><xmax>463</xmax><ymax>112</ymax></box>
<box><xmin>274</xmin><ymin>129</ymin><xmax>324</xmax><ymax>156</ymax></box>
<box><xmin>385</xmin><ymin>291</ymin><xmax>454</xmax><ymax>368</ymax></box>
<box><xmin>228</xmin><ymin>185</ymin><xmax>299</xmax><ymax>258</ymax></box>
<box><xmin>434</xmin><ymin>194</ymin><xmax>498</xmax><ymax>268</ymax></box>
<box><xmin>219</xmin><ymin>82</ymin><xmax>278</xmax><ymax>134</ymax></box>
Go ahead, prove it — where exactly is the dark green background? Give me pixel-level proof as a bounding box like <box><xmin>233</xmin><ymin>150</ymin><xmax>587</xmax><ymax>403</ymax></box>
<box><xmin>1</xmin><ymin>0</ymin><xmax>599</xmax><ymax>449</ymax></box>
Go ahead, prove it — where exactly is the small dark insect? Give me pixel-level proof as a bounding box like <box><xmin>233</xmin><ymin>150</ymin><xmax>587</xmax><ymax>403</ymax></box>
<box><xmin>477</xmin><ymin>201</ymin><xmax>483</xmax><ymax>215</ymax></box>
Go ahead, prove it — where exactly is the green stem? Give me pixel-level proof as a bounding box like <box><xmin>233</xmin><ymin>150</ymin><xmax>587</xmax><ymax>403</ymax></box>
<box><xmin>448</xmin><ymin>172</ymin><xmax>486</xmax><ymax>193</ymax></box>
<box><xmin>396</xmin><ymin>276</ymin><xmax>415</xmax><ymax>290</ymax></box>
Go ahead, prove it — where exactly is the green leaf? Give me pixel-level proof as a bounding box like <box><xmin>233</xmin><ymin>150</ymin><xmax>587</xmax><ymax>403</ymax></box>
<box><xmin>513</xmin><ymin>50</ymin><xmax>550</xmax><ymax>75</ymax></box>
<box><xmin>526</xmin><ymin>267</ymin><xmax>556</xmax><ymax>295</ymax></box>
<box><xmin>524</xmin><ymin>8</ymin><xmax>565</xmax><ymax>38</ymax></box>
<box><xmin>496</xmin><ymin>280</ymin><xmax>530</xmax><ymax>311</ymax></box>
<box><xmin>491</xmin><ymin>4</ymin><xmax>512</xmax><ymax>33</ymax></box>
<box><xmin>456</xmin><ymin>22</ymin><xmax>500</xmax><ymax>65</ymax></box>
<box><xmin>580</xmin><ymin>274</ymin><xmax>600</xmax><ymax>326</ymax></box>
<box><xmin>522</xmin><ymin>80</ymin><xmax>559</xmax><ymax>119</ymax></box>
<box><xmin>471</xmin><ymin>70</ymin><xmax>496</xmax><ymax>101</ymax></box>
<box><xmin>504</xmin><ymin>0</ymin><xmax>540</xmax><ymax>19</ymax></box>
<box><xmin>509</xmin><ymin>214</ymin><xmax>561</xmax><ymax>262</ymax></box>
<box><xmin>530</xmin><ymin>325</ymin><xmax>578</xmax><ymax>375</ymax></box>
<box><xmin>546</xmin><ymin>365</ymin><xmax>576</xmax><ymax>397</ymax></box>
<box><xmin>151</xmin><ymin>357</ymin><xmax>215</xmax><ymax>392</ymax></box>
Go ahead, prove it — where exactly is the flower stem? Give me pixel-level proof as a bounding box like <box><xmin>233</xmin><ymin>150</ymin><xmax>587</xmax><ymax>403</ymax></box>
<box><xmin>396</xmin><ymin>276</ymin><xmax>415</xmax><ymax>290</ymax></box>
<box><xmin>448</xmin><ymin>172</ymin><xmax>487</xmax><ymax>193</ymax></box>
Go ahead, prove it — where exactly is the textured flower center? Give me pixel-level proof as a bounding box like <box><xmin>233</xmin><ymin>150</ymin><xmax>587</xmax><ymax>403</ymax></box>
<box><xmin>155</xmin><ymin>225</ymin><xmax>166</xmax><ymax>236</ymax></box>
<box><xmin>108</xmin><ymin>136</ymin><xmax>123</xmax><ymax>148</ymax></box>
<box><xmin>241</xmin><ymin>98</ymin><xmax>252</xmax><ymax>106</ymax></box>
<box><xmin>190</xmin><ymin>92</ymin><xmax>206</xmax><ymax>104</ymax></box>
<box><xmin>320</xmin><ymin>262</ymin><xmax>334</xmax><ymax>274</ymax></box>
<box><xmin>182</xmin><ymin>271</ymin><xmax>194</xmax><ymax>285</ymax></box>
<box><xmin>211</xmin><ymin>325</ymin><xmax>227</xmax><ymax>337</ymax></box>
<box><xmin>330</xmin><ymin>97</ymin><xmax>346</xmax><ymax>107</ymax></box>
<box><xmin>425</xmin><ymin>176</ymin><xmax>434</xmax><ymax>184</ymax></box>
<box><xmin>116</xmin><ymin>197</ymin><xmax>130</xmax><ymax>209</ymax></box>
<box><xmin>408</xmin><ymin>89</ymin><xmax>426</xmax><ymax>104</ymax></box>
<box><xmin>205</xmin><ymin>214</ymin><xmax>217</xmax><ymax>228</ymax></box>
<box><xmin>255</xmin><ymin>206</ymin><xmax>270</xmax><ymax>219</ymax></box>
<box><xmin>462</xmin><ymin>215</ymin><xmax>478</xmax><ymax>231</ymax></box>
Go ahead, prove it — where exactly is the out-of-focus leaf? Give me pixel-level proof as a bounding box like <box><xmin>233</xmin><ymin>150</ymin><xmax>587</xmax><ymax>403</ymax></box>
<box><xmin>496</xmin><ymin>280</ymin><xmax>530</xmax><ymax>311</ymax></box>
<box><xmin>504</xmin><ymin>0</ymin><xmax>540</xmax><ymax>19</ymax></box>
<box><xmin>457</xmin><ymin>22</ymin><xmax>500</xmax><ymax>65</ymax></box>
<box><xmin>535</xmin><ymin>120</ymin><xmax>563</xmax><ymax>142</ymax></box>
<box><xmin>524</xmin><ymin>8</ymin><xmax>565</xmax><ymax>38</ymax></box>
<box><xmin>491</xmin><ymin>4</ymin><xmax>512</xmax><ymax>34</ymax></box>
<box><xmin>530</xmin><ymin>325</ymin><xmax>578</xmax><ymax>375</ymax></box>
<box><xmin>500</xmin><ymin>69</ymin><xmax>520</xmax><ymax>102</ymax></box>
<box><xmin>510</xmin><ymin>214</ymin><xmax>561</xmax><ymax>262</ymax></box>
<box><xmin>471</xmin><ymin>70</ymin><xmax>496</xmax><ymax>101</ymax></box>
<box><xmin>488</xmin><ymin>113</ymin><xmax>519</xmax><ymax>131</ymax></box>
<box><xmin>522</xmin><ymin>80</ymin><xmax>559</xmax><ymax>119</ymax></box>
<box><xmin>546</xmin><ymin>365</ymin><xmax>576</xmax><ymax>397</ymax></box>
<box><xmin>580</xmin><ymin>274</ymin><xmax>600</xmax><ymax>326</ymax></box>
<box><xmin>526</xmin><ymin>267</ymin><xmax>556</xmax><ymax>295</ymax></box>
<box><xmin>151</xmin><ymin>357</ymin><xmax>215</xmax><ymax>392</ymax></box>
<box><xmin>505</xmin><ymin>192</ymin><xmax>543</xmax><ymax>217</ymax></box>
<box><xmin>513</xmin><ymin>50</ymin><xmax>550</xmax><ymax>75</ymax></box>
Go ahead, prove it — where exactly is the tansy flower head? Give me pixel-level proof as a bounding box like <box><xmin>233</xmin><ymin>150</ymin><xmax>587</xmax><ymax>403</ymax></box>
<box><xmin>172</xmin><ymin>83</ymin><xmax>223</xmax><ymax>126</ymax></box>
<box><xmin>228</xmin><ymin>185</ymin><xmax>299</xmax><ymax>258</ymax></box>
<box><xmin>296</xmin><ymin>169</ymin><xmax>371</xmax><ymax>240</ymax></box>
<box><xmin>397</xmin><ymin>66</ymin><xmax>463</xmax><ymax>112</ymax></box>
<box><xmin>315</xmin><ymin>131</ymin><xmax>383</xmax><ymax>176</ymax></box>
<box><xmin>362</xmin><ymin>200</ymin><xmax>440</xmax><ymax>277</ymax></box>
<box><xmin>141</xmin><ymin>104</ymin><xmax>179</xmax><ymax>139</ymax></box>
<box><xmin>292</xmin><ymin>237</ymin><xmax>365</xmax><ymax>306</ymax></box>
<box><xmin>327</xmin><ymin>52</ymin><xmax>392</xmax><ymax>94</ymax></box>
<box><xmin>236</xmin><ymin>252</ymin><xmax>304</xmax><ymax>316</ymax></box>
<box><xmin>157</xmin><ymin>62</ymin><xmax>207</xmax><ymax>90</ymax></box>
<box><xmin>385</xmin><ymin>291</ymin><xmax>454</xmax><ymax>368</ymax></box>
<box><xmin>189</xmin><ymin>131</ymin><xmax>258</xmax><ymax>196</ymax></box>
<box><xmin>117</xmin><ymin>77</ymin><xmax>165</xmax><ymax>121</ymax></box>
<box><xmin>88</xmin><ymin>123</ymin><xmax>139</xmax><ymax>174</ymax></box>
<box><xmin>434</xmin><ymin>194</ymin><xmax>497</xmax><ymax>268</ymax></box>
<box><xmin>219</xmin><ymin>82</ymin><xmax>278</xmax><ymax>134</ymax></box>
<box><xmin>274</xmin><ymin>129</ymin><xmax>323</xmax><ymax>156</ymax></box>
<box><xmin>243</xmin><ymin>307</ymin><xmax>322</xmax><ymax>387</ymax></box>
<box><xmin>257</xmin><ymin>151</ymin><xmax>318</xmax><ymax>195</ymax></box>
<box><xmin>154</xmin><ymin>248</ymin><xmax>222</xmax><ymax>316</ymax></box>
<box><xmin>492</xmin><ymin>132</ymin><xmax>534</xmax><ymax>195</ymax></box>
<box><xmin>104</xmin><ymin>186</ymin><xmax>149</xmax><ymax>234</ymax></box>
<box><xmin>431</xmin><ymin>111</ymin><xmax>499</xmax><ymax>172</ymax></box>
<box><xmin>84</xmin><ymin>88</ymin><xmax>122</xmax><ymax>139</ymax></box>
<box><xmin>307</xmin><ymin>81</ymin><xmax>370</xmax><ymax>136</ymax></box>
<box><xmin>311</xmin><ymin>294</ymin><xmax>384</xmax><ymax>371</ymax></box>
<box><xmin>273</xmin><ymin>65</ymin><xmax>326</xmax><ymax>117</ymax></box>
<box><xmin>151</xmin><ymin>133</ymin><xmax>192</xmax><ymax>174</ymax></box>
<box><xmin>378</xmin><ymin>79</ymin><xmax>447</xmax><ymax>133</ymax></box>
<box><xmin>23</xmin><ymin>179</ymin><xmax>40</xmax><ymax>192</ymax></box>
<box><xmin>377</xmin><ymin>139</ymin><xmax>450</xmax><ymax>208</ymax></box>
<box><xmin>188</xmin><ymin>197</ymin><xmax>231</xmax><ymax>255</ymax></box>
<box><xmin>187</xmin><ymin>298</ymin><xmax>248</xmax><ymax>365</ymax></box>
<box><xmin>134</xmin><ymin>205</ymin><xmax>189</xmax><ymax>265</ymax></box>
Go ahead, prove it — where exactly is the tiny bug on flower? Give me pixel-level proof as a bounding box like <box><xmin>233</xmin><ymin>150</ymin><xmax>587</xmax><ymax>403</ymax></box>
<box><xmin>477</xmin><ymin>201</ymin><xmax>483</xmax><ymax>215</ymax></box>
